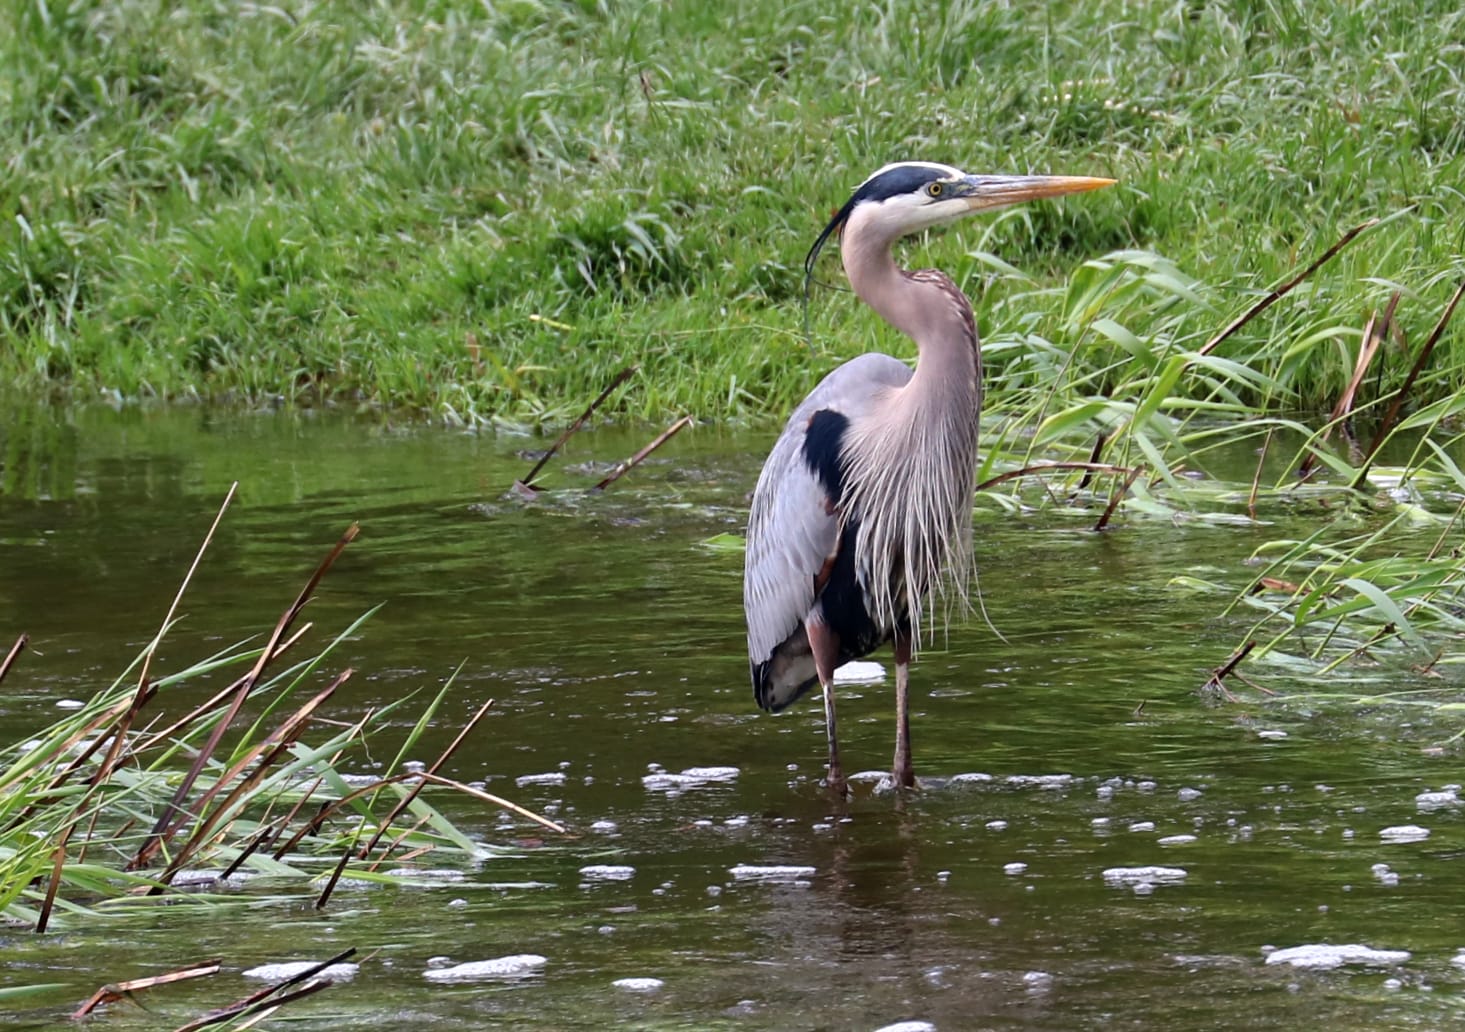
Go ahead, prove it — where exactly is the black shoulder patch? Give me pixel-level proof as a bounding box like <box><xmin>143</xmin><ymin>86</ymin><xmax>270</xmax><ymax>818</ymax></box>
<box><xmin>802</xmin><ymin>409</ymin><xmax>848</xmax><ymax>504</ymax></box>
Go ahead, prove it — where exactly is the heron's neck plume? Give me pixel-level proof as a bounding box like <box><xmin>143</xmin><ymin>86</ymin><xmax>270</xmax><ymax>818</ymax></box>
<box><xmin>837</xmin><ymin>223</ymin><xmax>982</xmax><ymax>648</ymax></box>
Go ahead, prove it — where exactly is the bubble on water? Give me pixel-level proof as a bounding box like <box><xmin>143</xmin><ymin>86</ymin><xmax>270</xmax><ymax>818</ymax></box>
<box><xmin>1129</xmin><ymin>821</ymin><xmax>1156</xmax><ymax>833</ymax></box>
<box><xmin>1257</xmin><ymin>729</ymin><xmax>1288</xmax><ymax>740</ymax></box>
<box><xmin>424</xmin><ymin>954</ymin><xmax>547</xmax><ymax>981</ymax></box>
<box><xmin>1415</xmin><ymin>788</ymin><xmax>1459</xmax><ymax>812</ymax></box>
<box><xmin>1137</xmin><ymin>781</ymin><xmax>1157</xmax><ymax>794</ymax></box>
<box><xmin>1023</xmin><ymin>971</ymin><xmax>1052</xmax><ymax>992</ymax></box>
<box><xmin>871</xmin><ymin>1022</ymin><xmax>936</xmax><ymax>1032</ymax></box>
<box><xmin>1264</xmin><ymin>944</ymin><xmax>1410</xmax><ymax>970</ymax></box>
<box><xmin>1380</xmin><ymin>825</ymin><xmax>1430</xmax><ymax>843</ymax></box>
<box><xmin>729</xmin><ymin>864</ymin><xmax>815</xmax><ymax>883</ymax></box>
<box><xmin>833</xmin><ymin>660</ymin><xmax>886</xmax><ymax>684</ymax></box>
<box><xmin>1383</xmin><ymin>977</ymin><xmax>1403</xmax><ymax>991</ymax></box>
<box><xmin>447</xmin><ymin>898</ymin><xmax>468</xmax><ymax>908</ymax></box>
<box><xmin>515</xmin><ymin>772</ymin><xmax>566</xmax><ymax>787</ymax></box>
<box><xmin>613</xmin><ymin>977</ymin><xmax>664</xmax><ymax>992</ymax></box>
<box><xmin>1091</xmin><ymin>817</ymin><xmax>1111</xmax><ymax>827</ymax></box>
<box><xmin>579</xmin><ymin>865</ymin><xmax>635</xmax><ymax>882</ymax></box>
<box><xmin>986</xmin><ymin>820</ymin><xmax>1008</xmax><ymax>831</ymax></box>
<box><xmin>1003</xmin><ymin>862</ymin><xmax>1027</xmax><ymax>876</ymax></box>
<box><xmin>1159</xmin><ymin>834</ymin><xmax>1197</xmax><ymax>846</ymax></box>
<box><xmin>1007</xmin><ymin>774</ymin><xmax>1074</xmax><ymax>790</ymax></box>
<box><xmin>1096</xmin><ymin>785</ymin><xmax>1115</xmax><ymax>801</ymax></box>
<box><xmin>1177</xmin><ymin>787</ymin><xmax>1202</xmax><ymax>802</ymax></box>
<box><xmin>590</xmin><ymin>820</ymin><xmax>618</xmax><ymax>833</ymax></box>
<box><xmin>1103</xmin><ymin>866</ymin><xmax>1187</xmax><ymax>886</ymax></box>
<box><xmin>643</xmin><ymin>767</ymin><xmax>740</xmax><ymax>795</ymax></box>
<box><xmin>244</xmin><ymin>961</ymin><xmax>359</xmax><ymax>981</ymax></box>
<box><xmin>936</xmin><ymin>870</ymin><xmax>951</xmax><ymax>883</ymax></box>
<box><xmin>706</xmin><ymin>885</ymin><xmax>722</xmax><ymax>897</ymax></box>
<box><xmin>724</xmin><ymin>815</ymin><xmax>750</xmax><ymax>828</ymax></box>
<box><xmin>55</xmin><ymin>699</ymin><xmax>84</xmax><ymax>710</ymax></box>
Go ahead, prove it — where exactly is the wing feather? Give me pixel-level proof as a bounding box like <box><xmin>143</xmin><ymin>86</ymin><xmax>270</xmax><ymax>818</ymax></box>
<box><xmin>743</xmin><ymin>353</ymin><xmax>913</xmax><ymax>706</ymax></box>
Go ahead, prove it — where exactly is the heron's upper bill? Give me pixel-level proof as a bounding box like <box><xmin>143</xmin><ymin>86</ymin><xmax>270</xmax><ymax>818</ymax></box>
<box><xmin>951</xmin><ymin>174</ymin><xmax>1116</xmax><ymax>211</ymax></box>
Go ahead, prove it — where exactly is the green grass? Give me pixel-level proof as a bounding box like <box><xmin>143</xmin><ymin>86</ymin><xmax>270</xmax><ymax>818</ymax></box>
<box><xmin>2</xmin><ymin>0</ymin><xmax>1462</xmax><ymax>423</ymax></box>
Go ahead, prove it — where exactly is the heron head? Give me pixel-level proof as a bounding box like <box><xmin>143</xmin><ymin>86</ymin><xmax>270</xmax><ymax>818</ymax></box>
<box><xmin>803</xmin><ymin>161</ymin><xmax>1114</xmax><ymax>286</ymax></box>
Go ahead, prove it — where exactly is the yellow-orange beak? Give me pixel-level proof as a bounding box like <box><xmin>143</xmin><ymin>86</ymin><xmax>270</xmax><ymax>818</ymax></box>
<box><xmin>952</xmin><ymin>174</ymin><xmax>1116</xmax><ymax>211</ymax></box>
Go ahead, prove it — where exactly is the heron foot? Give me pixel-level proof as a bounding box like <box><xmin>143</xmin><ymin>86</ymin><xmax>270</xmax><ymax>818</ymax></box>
<box><xmin>893</xmin><ymin>765</ymin><xmax>917</xmax><ymax>791</ymax></box>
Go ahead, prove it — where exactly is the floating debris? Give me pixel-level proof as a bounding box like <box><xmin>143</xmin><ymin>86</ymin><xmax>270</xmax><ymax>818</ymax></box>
<box><xmin>243</xmin><ymin>961</ymin><xmax>359</xmax><ymax>982</ymax></box>
<box><xmin>832</xmin><ymin>660</ymin><xmax>886</xmax><ymax>684</ymax></box>
<box><xmin>612</xmin><ymin>977</ymin><xmax>664</xmax><ymax>992</ymax></box>
<box><xmin>729</xmin><ymin>864</ymin><xmax>815</xmax><ymax>883</ymax></box>
<box><xmin>1264</xmin><ymin>944</ymin><xmax>1410</xmax><ymax>970</ymax></box>
<box><xmin>580</xmin><ymin>865</ymin><xmax>636</xmax><ymax>882</ymax></box>
<box><xmin>424</xmin><ymin>955</ymin><xmax>547</xmax><ymax>982</ymax></box>
<box><xmin>1379</xmin><ymin>825</ymin><xmax>1430</xmax><ymax>843</ymax></box>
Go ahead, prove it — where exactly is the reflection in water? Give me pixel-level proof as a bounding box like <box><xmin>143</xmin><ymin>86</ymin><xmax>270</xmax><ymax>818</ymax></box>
<box><xmin>1</xmin><ymin>406</ymin><xmax>1461</xmax><ymax>1031</ymax></box>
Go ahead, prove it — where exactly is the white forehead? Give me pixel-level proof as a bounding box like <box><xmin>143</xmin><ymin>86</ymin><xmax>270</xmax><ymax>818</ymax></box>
<box><xmin>856</xmin><ymin>161</ymin><xmax>965</xmax><ymax>189</ymax></box>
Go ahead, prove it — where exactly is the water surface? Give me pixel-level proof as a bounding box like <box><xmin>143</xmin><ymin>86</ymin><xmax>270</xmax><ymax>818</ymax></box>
<box><xmin>1</xmin><ymin>405</ymin><xmax>1461</xmax><ymax>1030</ymax></box>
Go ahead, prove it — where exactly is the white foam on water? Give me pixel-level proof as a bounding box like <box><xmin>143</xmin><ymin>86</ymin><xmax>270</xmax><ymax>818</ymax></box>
<box><xmin>729</xmin><ymin>864</ymin><xmax>816</xmax><ymax>883</ymax></box>
<box><xmin>579</xmin><ymin>865</ymin><xmax>635</xmax><ymax>881</ymax></box>
<box><xmin>424</xmin><ymin>954</ymin><xmax>547</xmax><ymax>981</ymax></box>
<box><xmin>613</xmin><ymin>977</ymin><xmax>664</xmax><ymax>992</ymax></box>
<box><xmin>515</xmin><ymin>772</ymin><xmax>567</xmax><ymax>787</ymax></box>
<box><xmin>1102</xmin><ymin>866</ymin><xmax>1187</xmax><ymax>885</ymax></box>
<box><xmin>872</xmin><ymin>1022</ymin><xmax>936</xmax><ymax>1032</ymax></box>
<box><xmin>55</xmin><ymin>699</ymin><xmax>84</xmax><ymax>710</ymax></box>
<box><xmin>1159</xmin><ymin>834</ymin><xmax>1197</xmax><ymax>845</ymax></box>
<box><xmin>1006</xmin><ymin>774</ymin><xmax>1074</xmax><ymax>790</ymax></box>
<box><xmin>243</xmin><ymin>961</ymin><xmax>359</xmax><ymax>981</ymax></box>
<box><xmin>949</xmin><ymin>772</ymin><xmax>994</xmax><ymax>787</ymax></box>
<box><xmin>985</xmin><ymin>820</ymin><xmax>1008</xmax><ymax>831</ymax></box>
<box><xmin>1257</xmin><ymin>729</ymin><xmax>1288</xmax><ymax>740</ymax></box>
<box><xmin>848</xmin><ymin>770</ymin><xmax>889</xmax><ymax>783</ymax></box>
<box><xmin>590</xmin><ymin>820</ymin><xmax>619</xmax><ymax>833</ymax></box>
<box><xmin>833</xmin><ymin>660</ymin><xmax>886</xmax><ymax>683</ymax></box>
<box><xmin>1003</xmin><ymin>862</ymin><xmax>1027</xmax><ymax>876</ymax></box>
<box><xmin>1177</xmin><ymin>787</ymin><xmax>1203</xmax><ymax>801</ymax></box>
<box><xmin>1380</xmin><ymin>824</ymin><xmax>1430</xmax><ymax>843</ymax></box>
<box><xmin>643</xmin><ymin>767</ymin><xmax>740</xmax><ymax>794</ymax></box>
<box><xmin>1264</xmin><ymin>944</ymin><xmax>1410</xmax><ymax>969</ymax></box>
<box><xmin>1415</xmin><ymin>788</ymin><xmax>1459</xmax><ymax>812</ymax></box>
<box><xmin>1128</xmin><ymin>821</ymin><xmax>1156</xmax><ymax>832</ymax></box>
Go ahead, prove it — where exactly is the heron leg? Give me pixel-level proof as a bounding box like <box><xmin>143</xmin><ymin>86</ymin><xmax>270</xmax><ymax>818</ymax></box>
<box><xmin>893</xmin><ymin>630</ymin><xmax>915</xmax><ymax>789</ymax></box>
<box><xmin>806</xmin><ymin>618</ymin><xmax>846</xmax><ymax>795</ymax></box>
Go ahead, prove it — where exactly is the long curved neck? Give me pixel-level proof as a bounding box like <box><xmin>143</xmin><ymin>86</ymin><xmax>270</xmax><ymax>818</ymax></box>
<box><xmin>840</xmin><ymin>224</ymin><xmax>980</xmax><ymax>403</ymax></box>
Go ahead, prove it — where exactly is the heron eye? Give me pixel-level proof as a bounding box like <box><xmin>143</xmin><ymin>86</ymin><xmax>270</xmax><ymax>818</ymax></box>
<box><xmin>927</xmin><ymin>182</ymin><xmax>944</xmax><ymax>197</ymax></box>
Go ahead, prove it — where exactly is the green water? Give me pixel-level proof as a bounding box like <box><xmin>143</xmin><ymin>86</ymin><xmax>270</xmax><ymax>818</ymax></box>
<box><xmin>2</xmin><ymin>405</ymin><xmax>1463</xmax><ymax>1030</ymax></box>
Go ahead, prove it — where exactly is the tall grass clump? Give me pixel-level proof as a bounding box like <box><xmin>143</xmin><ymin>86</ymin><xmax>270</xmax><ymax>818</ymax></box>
<box><xmin>0</xmin><ymin>502</ymin><xmax>560</xmax><ymax>936</ymax></box>
<box><xmin>1</xmin><ymin>0</ymin><xmax>1461</xmax><ymax>422</ymax></box>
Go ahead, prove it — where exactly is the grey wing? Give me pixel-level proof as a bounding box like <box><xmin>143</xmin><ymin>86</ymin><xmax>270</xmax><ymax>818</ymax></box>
<box><xmin>742</xmin><ymin>354</ymin><xmax>913</xmax><ymax>686</ymax></box>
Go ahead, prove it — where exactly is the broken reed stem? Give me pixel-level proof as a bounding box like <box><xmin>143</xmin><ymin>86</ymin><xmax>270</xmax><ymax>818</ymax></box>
<box><xmin>358</xmin><ymin>697</ymin><xmax>495</xmax><ymax>859</ymax></box>
<box><xmin>1205</xmin><ymin>640</ymin><xmax>1256</xmax><ymax>695</ymax></box>
<box><xmin>1092</xmin><ymin>466</ymin><xmax>1143</xmax><ymax>532</ymax></box>
<box><xmin>169</xmin><ymin>948</ymin><xmax>355</xmax><ymax>1032</ymax></box>
<box><xmin>1248</xmin><ymin>427</ymin><xmax>1272</xmax><ymax>523</ymax></box>
<box><xmin>315</xmin><ymin>823</ymin><xmax>366</xmax><ymax>910</ymax></box>
<box><xmin>976</xmin><ymin>461</ymin><xmax>1135</xmax><ymax>494</ymax></box>
<box><xmin>594</xmin><ymin>414</ymin><xmax>693</xmax><ymax>491</ymax></box>
<box><xmin>418</xmin><ymin>771</ymin><xmax>569</xmax><ymax>834</ymax></box>
<box><xmin>368</xmin><ymin>813</ymin><xmax>436</xmax><ymax>872</ymax></box>
<box><xmin>0</xmin><ymin>633</ymin><xmax>26</xmax><ymax>685</ymax></box>
<box><xmin>153</xmin><ymin>673</ymin><xmax>352</xmax><ymax>891</ymax></box>
<box><xmin>1197</xmin><ymin>218</ymin><xmax>1378</xmax><ymax>358</ymax></box>
<box><xmin>73</xmin><ymin>959</ymin><xmax>223</xmax><ymax>1018</ymax></box>
<box><xmin>130</xmin><ymin>523</ymin><xmax>360</xmax><ymax>873</ymax></box>
<box><xmin>1074</xmin><ymin>433</ymin><xmax>1109</xmax><ymax>493</ymax></box>
<box><xmin>520</xmin><ymin>365</ymin><xmax>637</xmax><ymax>489</ymax></box>
<box><xmin>1353</xmin><ymin>276</ymin><xmax>1465</xmax><ymax>488</ymax></box>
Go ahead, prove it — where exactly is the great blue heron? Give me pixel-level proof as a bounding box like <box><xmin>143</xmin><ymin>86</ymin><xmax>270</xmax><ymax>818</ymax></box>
<box><xmin>743</xmin><ymin>161</ymin><xmax>1114</xmax><ymax>794</ymax></box>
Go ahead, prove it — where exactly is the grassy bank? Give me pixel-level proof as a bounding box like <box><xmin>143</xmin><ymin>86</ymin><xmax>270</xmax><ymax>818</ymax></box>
<box><xmin>2</xmin><ymin>0</ymin><xmax>1462</xmax><ymax>423</ymax></box>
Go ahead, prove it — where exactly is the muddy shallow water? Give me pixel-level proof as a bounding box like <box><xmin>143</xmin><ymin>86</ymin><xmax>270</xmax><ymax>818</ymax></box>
<box><xmin>2</xmin><ymin>405</ymin><xmax>1462</xmax><ymax>1030</ymax></box>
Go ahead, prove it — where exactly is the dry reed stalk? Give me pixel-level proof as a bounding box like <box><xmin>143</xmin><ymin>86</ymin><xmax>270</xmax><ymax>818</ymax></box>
<box><xmin>1197</xmin><ymin>219</ymin><xmax>1378</xmax><ymax>358</ymax></box>
<box><xmin>1092</xmin><ymin>466</ymin><xmax>1143</xmax><ymax>532</ymax></box>
<box><xmin>514</xmin><ymin>365</ymin><xmax>637</xmax><ymax>496</ymax></box>
<box><xmin>72</xmin><ymin>959</ymin><xmax>223</xmax><ymax>1018</ymax></box>
<box><xmin>0</xmin><ymin>633</ymin><xmax>26</xmax><ymax>685</ymax></box>
<box><xmin>594</xmin><ymin>414</ymin><xmax>693</xmax><ymax>490</ymax></box>
<box><xmin>168</xmin><ymin>948</ymin><xmax>355</xmax><ymax>1032</ymax></box>
<box><xmin>418</xmin><ymin>771</ymin><xmax>569</xmax><ymax>834</ymax></box>
<box><xmin>976</xmin><ymin>460</ymin><xmax>1135</xmax><ymax>494</ymax></box>
<box><xmin>357</xmin><ymin>697</ymin><xmax>494</xmax><ymax>860</ymax></box>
